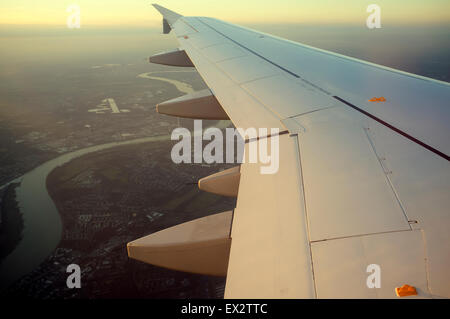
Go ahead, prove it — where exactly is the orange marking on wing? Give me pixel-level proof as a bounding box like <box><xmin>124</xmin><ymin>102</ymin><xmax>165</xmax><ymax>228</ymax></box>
<box><xmin>368</xmin><ymin>97</ymin><xmax>387</xmax><ymax>102</ymax></box>
<box><xmin>395</xmin><ymin>284</ymin><xmax>417</xmax><ymax>297</ymax></box>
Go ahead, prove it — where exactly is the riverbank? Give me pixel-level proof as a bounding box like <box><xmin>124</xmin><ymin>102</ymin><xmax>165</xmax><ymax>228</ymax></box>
<box><xmin>0</xmin><ymin>183</ymin><xmax>23</xmax><ymax>263</ymax></box>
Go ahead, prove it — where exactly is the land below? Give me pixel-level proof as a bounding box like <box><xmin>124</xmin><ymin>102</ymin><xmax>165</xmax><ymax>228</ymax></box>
<box><xmin>3</xmin><ymin>137</ymin><xmax>236</xmax><ymax>298</ymax></box>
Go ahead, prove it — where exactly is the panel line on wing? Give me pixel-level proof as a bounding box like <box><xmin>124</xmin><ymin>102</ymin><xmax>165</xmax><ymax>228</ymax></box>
<box><xmin>310</xmin><ymin>228</ymin><xmax>414</xmax><ymax>243</ymax></box>
<box><xmin>284</xmin><ymin>105</ymin><xmax>339</xmax><ymax>121</ymax></box>
<box><xmin>334</xmin><ymin>96</ymin><xmax>450</xmax><ymax>161</ymax></box>
<box><xmin>180</xmin><ymin>19</ymin><xmax>199</xmax><ymax>32</ymax></box>
<box><xmin>244</xmin><ymin>130</ymin><xmax>289</xmax><ymax>144</ymax></box>
<box><xmin>364</xmin><ymin>127</ymin><xmax>412</xmax><ymax>227</ymax></box>
<box><xmin>293</xmin><ymin>133</ymin><xmax>318</xmax><ymax>298</ymax></box>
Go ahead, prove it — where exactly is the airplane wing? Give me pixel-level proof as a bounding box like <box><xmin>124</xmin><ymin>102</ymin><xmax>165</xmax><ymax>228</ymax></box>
<box><xmin>127</xmin><ymin>4</ymin><xmax>450</xmax><ymax>298</ymax></box>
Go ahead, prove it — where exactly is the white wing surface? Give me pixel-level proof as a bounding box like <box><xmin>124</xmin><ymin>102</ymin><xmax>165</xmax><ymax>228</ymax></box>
<box><xmin>131</xmin><ymin>4</ymin><xmax>450</xmax><ymax>299</ymax></box>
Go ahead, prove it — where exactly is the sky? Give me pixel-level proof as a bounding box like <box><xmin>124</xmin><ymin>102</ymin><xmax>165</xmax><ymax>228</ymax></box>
<box><xmin>0</xmin><ymin>0</ymin><xmax>449</xmax><ymax>27</ymax></box>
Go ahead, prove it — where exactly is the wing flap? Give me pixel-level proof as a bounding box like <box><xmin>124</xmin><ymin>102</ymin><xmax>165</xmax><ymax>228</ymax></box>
<box><xmin>293</xmin><ymin>108</ymin><xmax>411</xmax><ymax>241</ymax></box>
<box><xmin>225</xmin><ymin>134</ymin><xmax>315</xmax><ymax>298</ymax></box>
<box><xmin>312</xmin><ymin>230</ymin><xmax>429</xmax><ymax>298</ymax></box>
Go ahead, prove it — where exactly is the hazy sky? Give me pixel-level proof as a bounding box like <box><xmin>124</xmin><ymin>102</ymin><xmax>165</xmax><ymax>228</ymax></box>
<box><xmin>1</xmin><ymin>0</ymin><xmax>449</xmax><ymax>26</ymax></box>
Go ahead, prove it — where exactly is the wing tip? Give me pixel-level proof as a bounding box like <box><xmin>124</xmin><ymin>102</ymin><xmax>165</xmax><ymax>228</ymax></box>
<box><xmin>151</xmin><ymin>3</ymin><xmax>183</xmax><ymax>24</ymax></box>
